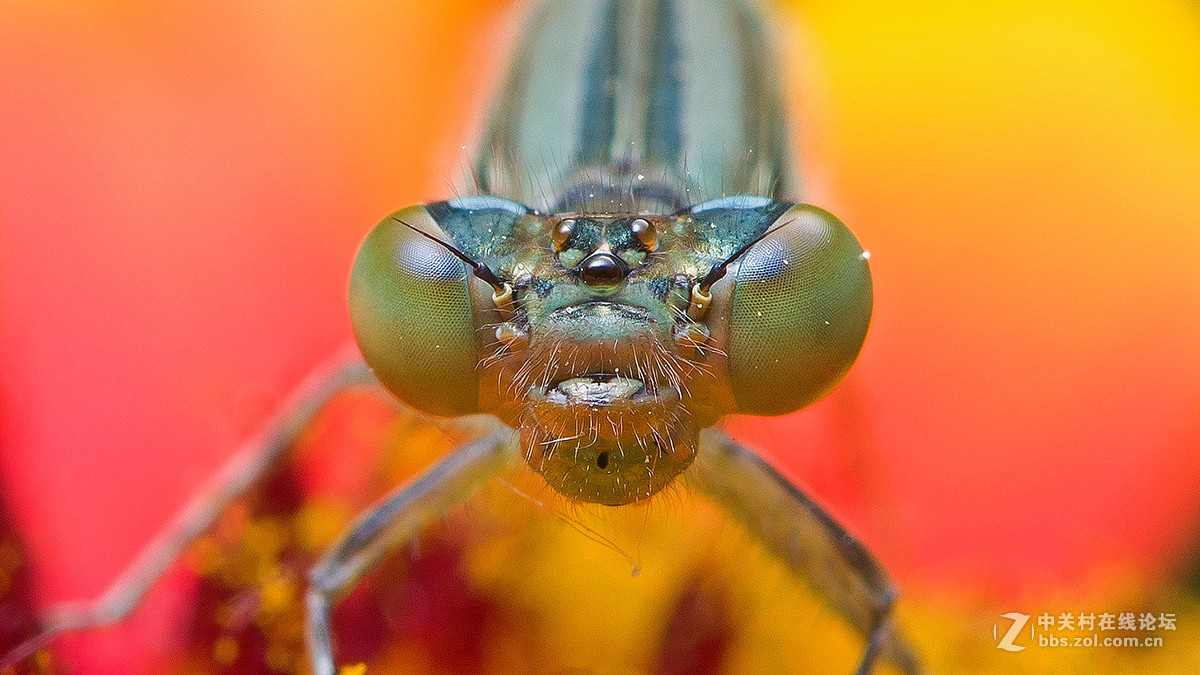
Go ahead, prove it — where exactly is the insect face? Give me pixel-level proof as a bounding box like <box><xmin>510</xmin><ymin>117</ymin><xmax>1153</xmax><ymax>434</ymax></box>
<box><xmin>349</xmin><ymin>195</ymin><xmax>872</xmax><ymax>506</ymax></box>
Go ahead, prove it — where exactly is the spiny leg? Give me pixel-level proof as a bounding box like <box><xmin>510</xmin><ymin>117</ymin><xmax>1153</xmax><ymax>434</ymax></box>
<box><xmin>1</xmin><ymin>343</ymin><xmax>380</xmax><ymax>668</ymax></box>
<box><xmin>307</xmin><ymin>431</ymin><xmax>517</xmax><ymax>675</ymax></box>
<box><xmin>689</xmin><ymin>429</ymin><xmax>921</xmax><ymax>675</ymax></box>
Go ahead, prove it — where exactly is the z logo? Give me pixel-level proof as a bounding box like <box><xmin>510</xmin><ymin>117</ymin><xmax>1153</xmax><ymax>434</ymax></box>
<box><xmin>995</xmin><ymin>612</ymin><xmax>1031</xmax><ymax>652</ymax></box>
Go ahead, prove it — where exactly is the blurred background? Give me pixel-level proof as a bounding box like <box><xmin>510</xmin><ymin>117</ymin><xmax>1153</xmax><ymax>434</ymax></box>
<box><xmin>2</xmin><ymin>0</ymin><xmax>1199</xmax><ymax>672</ymax></box>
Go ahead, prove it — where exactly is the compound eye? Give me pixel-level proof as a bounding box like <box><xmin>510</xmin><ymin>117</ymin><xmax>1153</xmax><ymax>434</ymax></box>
<box><xmin>349</xmin><ymin>205</ymin><xmax>481</xmax><ymax>417</ymax></box>
<box><xmin>724</xmin><ymin>205</ymin><xmax>872</xmax><ymax>416</ymax></box>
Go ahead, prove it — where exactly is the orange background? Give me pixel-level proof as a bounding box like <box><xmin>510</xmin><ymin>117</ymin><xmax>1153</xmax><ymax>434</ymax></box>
<box><xmin>2</xmin><ymin>0</ymin><xmax>1199</xmax><ymax>670</ymax></box>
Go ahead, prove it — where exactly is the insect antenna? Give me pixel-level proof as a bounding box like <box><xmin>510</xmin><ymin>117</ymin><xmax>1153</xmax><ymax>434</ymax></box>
<box><xmin>685</xmin><ymin>214</ymin><xmax>795</xmax><ymax>322</ymax></box>
<box><xmin>390</xmin><ymin>216</ymin><xmax>511</xmax><ymax>300</ymax></box>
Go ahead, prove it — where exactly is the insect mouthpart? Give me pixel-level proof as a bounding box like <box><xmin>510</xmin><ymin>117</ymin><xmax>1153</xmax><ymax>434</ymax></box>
<box><xmin>508</xmin><ymin>336</ymin><xmax>698</xmax><ymax>506</ymax></box>
<box><xmin>518</xmin><ymin>387</ymin><xmax>698</xmax><ymax>506</ymax></box>
<box><xmin>547</xmin><ymin>374</ymin><xmax>649</xmax><ymax>406</ymax></box>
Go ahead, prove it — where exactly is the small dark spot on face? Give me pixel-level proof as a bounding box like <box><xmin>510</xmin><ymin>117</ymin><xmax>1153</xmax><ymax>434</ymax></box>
<box><xmin>596</xmin><ymin>451</ymin><xmax>610</xmax><ymax>469</ymax></box>
<box><xmin>647</xmin><ymin>277</ymin><xmax>672</xmax><ymax>300</ymax></box>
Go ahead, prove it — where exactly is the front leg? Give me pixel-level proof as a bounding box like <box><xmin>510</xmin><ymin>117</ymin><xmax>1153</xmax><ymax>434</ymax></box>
<box><xmin>690</xmin><ymin>429</ymin><xmax>921</xmax><ymax>675</ymax></box>
<box><xmin>1</xmin><ymin>343</ymin><xmax>378</xmax><ymax>668</ymax></box>
<box><xmin>306</xmin><ymin>430</ymin><xmax>518</xmax><ymax>675</ymax></box>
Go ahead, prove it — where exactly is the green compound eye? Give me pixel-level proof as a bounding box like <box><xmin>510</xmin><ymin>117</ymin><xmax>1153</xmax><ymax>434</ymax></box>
<box><xmin>349</xmin><ymin>205</ymin><xmax>481</xmax><ymax>417</ymax></box>
<box><xmin>725</xmin><ymin>204</ymin><xmax>873</xmax><ymax>416</ymax></box>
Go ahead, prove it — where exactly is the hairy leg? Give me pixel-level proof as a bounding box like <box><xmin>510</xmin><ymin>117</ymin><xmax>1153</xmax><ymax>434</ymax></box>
<box><xmin>2</xmin><ymin>343</ymin><xmax>378</xmax><ymax>667</ymax></box>
<box><xmin>689</xmin><ymin>429</ymin><xmax>921</xmax><ymax>675</ymax></box>
<box><xmin>306</xmin><ymin>430</ymin><xmax>517</xmax><ymax>675</ymax></box>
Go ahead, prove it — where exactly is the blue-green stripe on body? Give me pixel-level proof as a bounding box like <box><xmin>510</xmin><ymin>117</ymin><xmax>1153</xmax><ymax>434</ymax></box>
<box><xmin>473</xmin><ymin>0</ymin><xmax>796</xmax><ymax>214</ymax></box>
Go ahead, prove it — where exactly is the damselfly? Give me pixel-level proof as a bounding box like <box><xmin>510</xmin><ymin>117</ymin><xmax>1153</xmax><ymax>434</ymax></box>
<box><xmin>6</xmin><ymin>1</ymin><xmax>918</xmax><ymax>672</ymax></box>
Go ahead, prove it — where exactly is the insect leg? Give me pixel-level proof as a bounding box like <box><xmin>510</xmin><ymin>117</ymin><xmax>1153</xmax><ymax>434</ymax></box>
<box><xmin>1</xmin><ymin>342</ymin><xmax>378</xmax><ymax>668</ymax></box>
<box><xmin>690</xmin><ymin>429</ymin><xmax>921</xmax><ymax>675</ymax></box>
<box><xmin>306</xmin><ymin>430</ymin><xmax>517</xmax><ymax>675</ymax></box>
